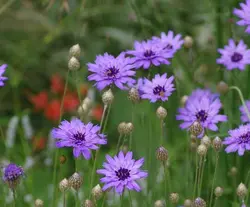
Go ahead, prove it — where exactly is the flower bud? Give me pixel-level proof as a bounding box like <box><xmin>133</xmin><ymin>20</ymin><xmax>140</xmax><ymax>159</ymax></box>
<box><xmin>92</xmin><ymin>184</ymin><xmax>103</xmax><ymax>200</ymax></box>
<box><xmin>169</xmin><ymin>192</ymin><xmax>179</xmax><ymax>204</ymax></box>
<box><xmin>212</xmin><ymin>136</ymin><xmax>222</xmax><ymax>151</ymax></box>
<box><xmin>83</xmin><ymin>199</ymin><xmax>94</xmax><ymax>207</ymax></box>
<box><xmin>237</xmin><ymin>183</ymin><xmax>247</xmax><ymax>199</ymax></box>
<box><xmin>230</xmin><ymin>166</ymin><xmax>238</xmax><ymax>176</ymax></box>
<box><xmin>120</xmin><ymin>145</ymin><xmax>129</xmax><ymax>155</ymax></box>
<box><xmin>59</xmin><ymin>178</ymin><xmax>69</xmax><ymax>192</ymax></box>
<box><xmin>118</xmin><ymin>122</ymin><xmax>126</xmax><ymax>135</ymax></box>
<box><xmin>184</xmin><ymin>199</ymin><xmax>192</xmax><ymax>207</ymax></box>
<box><xmin>156</xmin><ymin>146</ymin><xmax>168</xmax><ymax>161</ymax></box>
<box><xmin>190</xmin><ymin>141</ymin><xmax>197</xmax><ymax>151</ymax></box>
<box><xmin>214</xmin><ymin>186</ymin><xmax>223</xmax><ymax>197</ymax></box>
<box><xmin>181</xmin><ymin>95</ymin><xmax>189</xmax><ymax>106</ymax></box>
<box><xmin>69</xmin><ymin>172</ymin><xmax>83</xmax><ymax>191</ymax></box>
<box><xmin>189</xmin><ymin>121</ymin><xmax>203</xmax><ymax>137</ymax></box>
<box><xmin>69</xmin><ymin>44</ymin><xmax>81</xmax><ymax>59</ymax></box>
<box><xmin>68</xmin><ymin>57</ymin><xmax>80</xmax><ymax>71</ymax></box>
<box><xmin>128</xmin><ymin>88</ymin><xmax>140</xmax><ymax>103</ymax></box>
<box><xmin>156</xmin><ymin>106</ymin><xmax>167</xmax><ymax>120</ymax></box>
<box><xmin>123</xmin><ymin>122</ymin><xmax>133</xmax><ymax>135</ymax></box>
<box><xmin>201</xmin><ymin>135</ymin><xmax>211</xmax><ymax>148</ymax></box>
<box><xmin>78</xmin><ymin>104</ymin><xmax>89</xmax><ymax>116</ymax></box>
<box><xmin>59</xmin><ymin>155</ymin><xmax>67</xmax><ymax>164</ymax></box>
<box><xmin>184</xmin><ymin>36</ymin><xmax>194</xmax><ymax>48</ymax></box>
<box><xmin>35</xmin><ymin>199</ymin><xmax>44</xmax><ymax>207</ymax></box>
<box><xmin>216</xmin><ymin>81</ymin><xmax>229</xmax><ymax>94</ymax></box>
<box><xmin>102</xmin><ymin>89</ymin><xmax>114</xmax><ymax>105</ymax></box>
<box><xmin>194</xmin><ymin>197</ymin><xmax>206</xmax><ymax>207</ymax></box>
<box><xmin>154</xmin><ymin>200</ymin><xmax>166</xmax><ymax>207</ymax></box>
<box><xmin>197</xmin><ymin>144</ymin><xmax>207</xmax><ymax>156</ymax></box>
<box><xmin>83</xmin><ymin>97</ymin><xmax>92</xmax><ymax>108</ymax></box>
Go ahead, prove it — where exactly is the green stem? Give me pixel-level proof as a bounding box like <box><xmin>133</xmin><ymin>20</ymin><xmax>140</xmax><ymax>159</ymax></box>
<box><xmin>101</xmin><ymin>192</ymin><xmax>106</xmax><ymax>207</ymax></box>
<box><xmin>0</xmin><ymin>0</ymin><xmax>15</xmax><ymax>16</ymax></box>
<box><xmin>163</xmin><ymin>162</ymin><xmax>168</xmax><ymax>199</ymax></box>
<box><xmin>116</xmin><ymin>134</ymin><xmax>123</xmax><ymax>154</ymax></box>
<box><xmin>213</xmin><ymin>198</ymin><xmax>218</xmax><ymax>207</ymax></box>
<box><xmin>129</xmin><ymin>104</ymin><xmax>135</xmax><ymax>151</ymax></box>
<box><xmin>160</xmin><ymin>119</ymin><xmax>164</xmax><ymax>145</ymax></box>
<box><xmin>74</xmin><ymin>71</ymin><xmax>82</xmax><ymax>108</ymax></box>
<box><xmin>209</xmin><ymin>152</ymin><xmax>219</xmax><ymax>207</ymax></box>
<box><xmin>197</xmin><ymin>157</ymin><xmax>203</xmax><ymax>197</ymax></box>
<box><xmin>128</xmin><ymin>191</ymin><xmax>133</xmax><ymax>207</ymax></box>
<box><xmin>12</xmin><ymin>190</ymin><xmax>15</xmax><ymax>207</ymax></box>
<box><xmin>102</xmin><ymin>104</ymin><xmax>112</xmax><ymax>133</ymax></box>
<box><xmin>244</xmin><ymin>167</ymin><xmax>250</xmax><ymax>204</ymax></box>
<box><xmin>120</xmin><ymin>194</ymin><xmax>124</xmax><ymax>207</ymax></box>
<box><xmin>198</xmin><ymin>156</ymin><xmax>206</xmax><ymax>196</ymax></box>
<box><xmin>63</xmin><ymin>192</ymin><xmax>66</xmax><ymax>207</ymax></box>
<box><xmin>193</xmin><ymin>153</ymin><xmax>199</xmax><ymax>199</ymax></box>
<box><xmin>229</xmin><ymin>86</ymin><xmax>250</xmax><ymax>121</ymax></box>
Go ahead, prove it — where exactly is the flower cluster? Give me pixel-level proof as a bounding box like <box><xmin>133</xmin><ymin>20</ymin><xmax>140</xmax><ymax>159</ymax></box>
<box><xmin>3</xmin><ymin>163</ymin><xmax>24</xmax><ymax>189</ymax></box>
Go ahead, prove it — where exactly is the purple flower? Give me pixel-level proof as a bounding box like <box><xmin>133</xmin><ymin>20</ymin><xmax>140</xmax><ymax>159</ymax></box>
<box><xmin>140</xmin><ymin>73</ymin><xmax>175</xmax><ymax>102</ymax></box>
<box><xmin>97</xmin><ymin>151</ymin><xmax>148</xmax><ymax>195</ymax></box>
<box><xmin>233</xmin><ymin>0</ymin><xmax>250</xmax><ymax>33</ymax></box>
<box><xmin>223</xmin><ymin>124</ymin><xmax>250</xmax><ymax>156</ymax></box>
<box><xmin>52</xmin><ymin>118</ymin><xmax>107</xmax><ymax>159</ymax></box>
<box><xmin>152</xmin><ymin>31</ymin><xmax>184</xmax><ymax>54</ymax></box>
<box><xmin>240</xmin><ymin>100</ymin><xmax>250</xmax><ymax>123</ymax></box>
<box><xmin>87</xmin><ymin>53</ymin><xmax>136</xmax><ymax>90</ymax></box>
<box><xmin>217</xmin><ymin>39</ymin><xmax>250</xmax><ymax>71</ymax></box>
<box><xmin>0</xmin><ymin>64</ymin><xmax>8</xmax><ymax>86</ymax></box>
<box><xmin>126</xmin><ymin>40</ymin><xmax>173</xmax><ymax>69</ymax></box>
<box><xmin>3</xmin><ymin>163</ymin><xmax>24</xmax><ymax>189</ymax></box>
<box><xmin>176</xmin><ymin>89</ymin><xmax>227</xmax><ymax>133</ymax></box>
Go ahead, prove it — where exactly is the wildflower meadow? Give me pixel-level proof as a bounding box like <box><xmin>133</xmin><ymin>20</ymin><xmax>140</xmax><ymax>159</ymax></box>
<box><xmin>2</xmin><ymin>0</ymin><xmax>250</xmax><ymax>206</ymax></box>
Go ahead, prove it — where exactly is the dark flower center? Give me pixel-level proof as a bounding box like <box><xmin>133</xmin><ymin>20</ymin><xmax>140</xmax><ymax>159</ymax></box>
<box><xmin>144</xmin><ymin>50</ymin><xmax>155</xmax><ymax>57</ymax></box>
<box><xmin>196</xmin><ymin>110</ymin><xmax>208</xmax><ymax>122</ymax></box>
<box><xmin>164</xmin><ymin>44</ymin><xmax>173</xmax><ymax>50</ymax></box>
<box><xmin>115</xmin><ymin>167</ymin><xmax>130</xmax><ymax>181</ymax></box>
<box><xmin>153</xmin><ymin>85</ymin><xmax>165</xmax><ymax>97</ymax></box>
<box><xmin>231</xmin><ymin>52</ymin><xmax>243</xmax><ymax>62</ymax></box>
<box><xmin>239</xmin><ymin>131</ymin><xmax>250</xmax><ymax>144</ymax></box>
<box><xmin>73</xmin><ymin>132</ymin><xmax>85</xmax><ymax>142</ymax></box>
<box><xmin>105</xmin><ymin>67</ymin><xmax>119</xmax><ymax>77</ymax></box>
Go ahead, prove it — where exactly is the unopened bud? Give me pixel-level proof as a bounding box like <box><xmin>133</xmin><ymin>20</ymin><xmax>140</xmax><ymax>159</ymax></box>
<box><xmin>197</xmin><ymin>144</ymin><xmax>207</xmax><ymax>156</ymax></box>
<box><xmin>154</xmin><ymin>200</ymin><xmax>166</xmax><ymax>207</ymax></box>
<box><xmin>156</xmin><ymin>106</ymin><xmax>167</xmax><ymax>119</ymax></box>
<box><xmin>128</xmin><ymin>88</ymin><xmax>140</xmax><ymax>103</ymax></box>
<box><xmin>68</xmin><ymin>57</ymin><xmax>80</xmax><ymax>71</ymax></box>
<box><xmin>83</xmin><ymin>199</ymin><xmax>94</xmax><ymax>207</ymax></box>
<box><xmin>214</xmin><ymin>186</ymin><xmax>223</xmax><ymax>197</ymax></box>
<box><xmin>230</xmin><ymin>167</ymin><xmax>238</xmax><ymax>176</ymax></box>
<box><xmin>216</xmin><ymin>81</ymin><xmax>229</xmax><ymax>94</ymax></box>
<box><xmin>189</xmin><ymin>121</ymin><xmax>203</xmax><ymax>137</ymax></box>
<box><xmin>190</xmin><ymin>141</ymin><xmax>197</xmax><ymax>151</ymax></box>
<box><xmin>194</xmin><ymin>197</ymin><xmax>206</xmax><ymax>207</ymax></box>
<box><xmin>102</xmin><ymin>89</ymin><xmax>114</xmax><ymax>105</ymax></box>
<box><xmin>169</xmin><ymin>193</ymin><xmax>179</xmax><ymax>204</ymax></box>
<box><xmin>201</xmin><ymin>135</ymin><xmax>211</xmax><ymax>148</ymax></box>
<box><xmin>78</xmin><ymin>104</ymin><xmax>89</xmax><ymax>115</ymax></box>
<box><xmin>92</xmin><ymin>184</ymin><xmax>103</xmax><ymax>200</ymax></box>
<box><xmin>123</xmin><ymin>122</ymin><xmax>134</xmax><ymax>135</ymax></box>
<box><xmin>120</xmin><ymin>145</ymin><xmax>129</xmax><ymax>155</ymax></box>
<box><xmin>181</xmin><ymin>95</ymin><xmax>189</xmax><ymax>106</ymax></box>
<box><xmin>237</xmin><ymin>183</ymin><xmax>247</xmax><ymax>199</ymax></box>
<box><xmin>118</xmin><ymin>122</ymin><xmax>126</xmax><ymax>135</ymax></box>
<box><xmin>69</xmin><ymin>172</ymin><xmax>83</xmax><ymax>191</ymax></box>
<box><xmin>184</xmin><ymin>36</ymin><xmax>194</xmax><ymax>48</ymax></box>
<box><xmin>59</xmin><ymin>155</ymin><xmax>67</xmax><ymax>164</ymax></box>
<box><xmin>59</xmin><ymin>178</ymin><xmax>69</xmax><ymax>192</ymax></box>
<box><xmin>83</xmin><ymin>97</ymin><xmax>92</xmax><ymax>108</ymax></box>
<box><xmin>184</xmin><ymin>199</ymin><xmax>192</xmax><ymax>207</ymax></box>
<box><xmin>69</xmin><ymin>44</ymin><xmax>81</xmax><ymax>59</ymax></box>
<box><xmin>35</xmin><ymin>199</ymin><xmax>44</xmax><ymax>207</ymax></box>
<box><xmin>156</xmin><ymin>146</ymin><xmax>168</xmax><ymax>161</ymax></box>
<box><xmin>212</xmin><ymin>137</ymin><xmax>222</xmax><ymax>151</ymax></box>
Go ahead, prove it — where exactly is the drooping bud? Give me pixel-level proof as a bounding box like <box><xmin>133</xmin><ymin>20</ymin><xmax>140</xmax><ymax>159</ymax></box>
<box><xmin>118</xmin><ymin>122</ymin><xmax>126</xmax><ymax>135</ymax></box>
<box><xmin>83</xmin><ymin>199</ymin><xmax>94</xmax><ymax>207</ymax></box>
<box><xmin>68</xmin><ymin>172</ymin><xmax>83</xmax><ymax>191</ymax></box>
<box><xmin>69</xmin><ymin>44</ymin><xmax>81</xmax><ymax>59</ymax></box>
<box><xmin>216</xmin><ymin>81</ymin><xmax>229</xmax><ymax>94</ymax></box>
<box><xmin>189</xmin><ymin>121</ymin><xmax>203</xmax><ymax>137</ymax></box>
<box><xmin>181</xmin><ymin>95</ymin><xmax>189</xmax><ymax>106</ymax></box>
<box><xmin>154</xmin><ymin>200</ymin><xmax>166</xmax><ymax>207</ymax></box>
<box><xmin>193</xmin><ymin>197</ymin><xmax>206</xmax><ymax>207</ymax></box>
<box><xmin>68</xmin><ymin>57</ymin><xmax>80</xmax><ymax>71</ymax></box>
<box><xmin>201</xmin><ymin>135</ymin><xmax>211</xmax><ymax>148</ymax></box>
<box><xmin>212</xmin><ymin>137</ymin><xmax>222</xmax><ymax>151</ymax></box>
<box><xmin>92</xmin><ymin>184</ymin><xmax>103</xmax><ymax>200</ymax></box>
<box><xmin>156</xmin><ymin>106</ymin><xmax>167</xmax><ymax>120</ymax></box>
<box><xmin>59</xmin><ymin>178</ymin><xmax>69</xmax><ymax>192</ymax></box>
<box><xmin>197</xmin><ymin>144</ymin><xmax>207</xmax><ymax>156</ymax></box>
<box><xmin>184</xmin><ymin>199</ymin><xmax>192</xmax><ymax>207</ymax></box>
<box><xmin>169</xmin><ymin>192</ymin><xmax>179</xmax><ymax>204</ymax></box>
<box><xmin>184</xmin><ymin>36</ymin><xmax>194</xmax><ymax>48</ymax></box>
<box><xmin>128</xmin><ymin>88</ymin><xmax>140</xmax><ymax>103</ymax></box>
<box><xmin>156</xmin><ymin>146</ymin><xmax>168</xmax><ymax>161</ymax></box>
<box><xmin>102</xmin><ymin>89</ymin><xmax>114</xmax><ymax>105</ymax></box>
<box><xmin>35</xmin><ymin>199</ymin><xmax>44</xmax><ymax>207</ymax></box>
<box><xmin>237</xmin><ymin>183</ymin><xmax>248</xmax><ymax>199</ymax></box>
<box><xmin>214</xmin><ymin>186</ymin><xmax>223</xmax><ymax>197</ymax></box>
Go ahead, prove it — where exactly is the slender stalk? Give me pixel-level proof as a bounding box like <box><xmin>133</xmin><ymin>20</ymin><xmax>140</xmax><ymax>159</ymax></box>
<box><xmin>128</xmin><ymin>191</ymin><xmax>133</xmax><ymax>207</ymax></box>
<box><xmin>116</xmin><ymin>134</ymin><xmax>123</xmax><ymax>154</ymax></box>
<box><xmin>63</xmin><ymin>192</ymin><xmax>66</xmax><ymax>207</ymax></box>
<box><xmin>120</xmin><ymin>194</ymin><xmax>124</xmax><ymax>207</ymax></box>
<box><xmin>102</xmin><ymin>104</ymin><xmax>112</xmax><ymax>133</ymax></box>
<box><xmin>213</xmin><ymin>198</ymin><xmax>218</xmax><ymax>207</ymax></box>
<box><xmin>129</xmin><ymin>104</ymin><xmax>135</xmax><ymax>150</ymax></box>
<box><xmin>75</xmin><ymin>191</ymin><xmax>79</xmax><ymax>207</ymax></box>
<box><xmin>244</xmin><ymin>167</ymin><xmax>250</xmax><ymax>204</ymax></box>
<box><xmin>198</xmin><ymin>156</ymin><xmax>206</xmax><ymax>196</ymax></box>
<box><xmin>163</xmin><ymin>162</ymin><xmax>168</xmax><ymax>198</ymax></box>
<box><xmin>74</xmin><ymin>71</ymin><xmax>82</xmax><ymax>103</ymax></box>
<box><xmin>197</xmin><ymin>157</ymin><xmax>203</xmax><ymax>196</ymax></box>
<box><xmin>12</xmin><ymin>190</ymin><xmax>16</xmax><ymax>207</ymax></box>
<box><xmin>160</xmin><ymin>119</ymin><xmax>164</xmax><ymax>145</ymax></box>
<box><xmin>209</xmin><ymin>152</ymin><xmax>219</xmax><ymax>207</ymax></box>
<box><xmin>193</xmin><ymin>153</ymin><xmax>199</xmax><ymax>199</ymax></box>
<box><xmin>101</xmin><ymin>192</ymin><xmax>106</xmax><ymax>207</ymax></box>
<box><xmin>0</xmin><ymin>0</ymin><xmax>15</xmax><ymax>16</ymax></box>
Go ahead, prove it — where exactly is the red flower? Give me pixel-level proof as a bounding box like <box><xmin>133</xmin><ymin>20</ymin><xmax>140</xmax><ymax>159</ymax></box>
<box><xmin>80</xmin><ymin>84</ymin><xmax>88</xmax><ymax>96</ymax></box>
<box><xmin>91</xmin><ymin>104</ymin><xmax>103</xmax><ymax>121</ymax></box>
<box><xmin>44</xmin><ymin>100</ymin><xmax>61</xmax><ymax>121</ymax></box>
<box><xmin>29</xmin><ymin>91</ymin><xmax>48</xmax><ymax>111</ymax></box>
<box><xmin>63</xmin><ymin>92</ymin><xmax>79</xmax><ymax>112</ymax></box>
<box><xmin>51</xmin><ymin>74</ymin><xmax>65</xmax><ymax>94</ymax></box>
<box><xmin>33</xmin><ymin>137</ymin><xmax>47</xmax><ymax>151</ymax></box>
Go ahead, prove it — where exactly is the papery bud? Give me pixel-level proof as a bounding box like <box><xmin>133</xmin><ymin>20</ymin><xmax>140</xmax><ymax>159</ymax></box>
<box><xmin>92</xmin><ymin>184</ymin><xmax>103</xmax><ymax>200</ymax></box>
<box><xmin>154</xmin><ymin>200</ymin><xmax>166</xmax><ymax>207</ymax></box>
<box><xmin>214</xmin><ymin>186</ymin><xmax>223</xmax><ymax>197</ymax></box>
<box><xmin>201</xmin><ymin>135</ymin><xmax>211</xmax><ymax>148</ymax></box>
<box><xmin>212</xmin><ymin>136</ymin><xmax>222</xmax><ymax>151</ymax></box>
<box><xmin>216</xmin><ymin>81</ymin><xmax>229</xmax><ymax>94</ymax></box>
<box><xmin>181</xmin><ymin>95</ymin><xmax>189</xmax><ymax>106</ymax></box>
<box><xmin>69</xmin><ymin>172</ymin><xmax>83</xmax><ymax>191</ymax></box>
<box><xmin>169</xmin><ymin>192</ymin><xmax>179</xmax><ymax>204</ymax></box>
<box><xmin>78</xmin><ymin>104</ymin><xmax>89</xmax><ymax>116</ymax></box>
<box><xmin>156</xmin><ymin>146</ymin><xmax>168</xmax><ymax>161</ymax></box>
<box><xmin>68</xmin><ymin>57</ymin><xmax>80</xmax><ymax>71</ymax></box>
<box><xmin>184</xmin><ymin>199</ymin><xmax>192</xmax><ymax>207</ymax></box>
<box><xmin>128</xmin><ymin>88</ymin><xmax>140</xmax><ymax>103</ymax></box>
<box><xmin>197</xmin><ymin>144</ymin><xmax>207</xmax><ymax>156</ymax></box>
<box><xmin>123</xmin><ymin>122</ymin><xmax>134</xmax><ymax>135</ymax></box>
<box><xmin>35</xmin><ymin>199</ymin><xmax>44</xmax><ymax>207</ymax></box>
<box><xmin>156</xmin><ymin>106</ymin><xmax>167</xmax><ymax>120</ymax></box>
<box><xmin>83</xmin><ymin>199</ymin><xmax>94</xmax><ymax>207</ymax></box>
<box><xmin>118</xmin><ymin>122</ymin><xmax>126</xmax><ymax>135</ymax></box>
<box><xmin>69</xmin><ymin>44</ymin><xmax>81</xmax><ymax>59</ymax></box>
<box><xmin>237</xmin><ymin>183</ymin><xmax>247</xmax><ymax>199</ymax></box>
<box><xmin>189</xmin><ymin>121</ymin><xmax>203</xmax><ymax>137</ymax></box>
<box><xmin>59</xmin><ymin>155</ymin><xmax>67</xmax><ymax>164</ymax></box>
<box><xmin>194</xmin><ymin>197</ymin><xmax>206</xmax><ymax>207</ymax></box>
<box><xmin>184</xmin><ymin>36</ymin><xmax>194</xmax><ymax>48</ymax></box>
<box><xmin>102</xmin><ymin>89</ymin><xmax>114</xmax><ymax>105</ymax></box>
<box><xmin>83</xmin><ymin>97</ymin><xmax>92</xmax><ymax>108</ymax></box>
<box><xmin>59</xmin><ymin>178</ymin><xmax>69</xmax><ymax>192</ymax></box>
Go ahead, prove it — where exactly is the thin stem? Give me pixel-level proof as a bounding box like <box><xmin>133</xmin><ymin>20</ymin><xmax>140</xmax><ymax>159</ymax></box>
<box><xmin>75</xmin><ymin>191</ymin><xmax>79</xmax><ymax>207</ymax></box>
<box><xmin>209</xmin><ymin>152</ymin><xmax>219</xmax><ymax>207</ymax></box>
<box><xmin>213</xmin><ymin>198</ymin><xmax>218</xmax><ymax>207</ymax></box>
<box><xmin>197</xmin><ymin>157</ymin><xmax>203</xmax><ymax>196</ymax></box>
<box><xmin>102</xmin><ymin>104</ymin><xmax>112</xmax><ymax>133</ymax></box>
<box><xmin>193</xmin><ymin>153</ymin><xmax>199</xmax><ymax>199</ymax></box>
<box><xmin>12</xmin><ymin>190</ymin><xmax>16</xmax><ymax>207</ymax></box>
<box><xmin>128</xmin><ymin>191</ymin><xmax>133</xmax><ymax>207</ymax></box>
<box><xmin>120</xmin><ymin>194</ymin><xmax>124</xmax><ymax>207</ymax></box>
<box><xmin>101</xmin><ymin>192</ymin><xmax>106</xmax><ymax>207</ymax></box>
<box><xmin>63</xmin><ymin>192</ymin><xmax>66</xmax><ymax>207</ymax></box>
<box><xmin>198</xmin><ymin>156</ymin><xmax>206</xmax><ymax>196</ymax></box>
<box><xmin>160</xmin><ymin>119</ymin><xmax>164</xmax><ymax>145</ymax></box>
<box><xmin>116</xmin><ymin>134</ymin><xmax>123</xmax><ymax>154</ymax></box>
<box><xmin>229</xmin><ymin>86</ymin><xmax>250</xmax><ymax>121</ymax></box>
<box><xmin>129</xmin><ymin>104</ymin><xmax>135</xmax><ymax>151</ymax></box>
<box><xmin>74</xmin><ymin>71</ymin><xmax>82</xmax><ymax>103</ymax></box>
<box><xmin>244</xmin><ymin>167</ymin><xmax>250</xmax><ymax>204</ymax></box>
<box><xmin>163</xmin><ymin>162</ymin><xmax>168</xmax><ymax>199</ymax></box>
